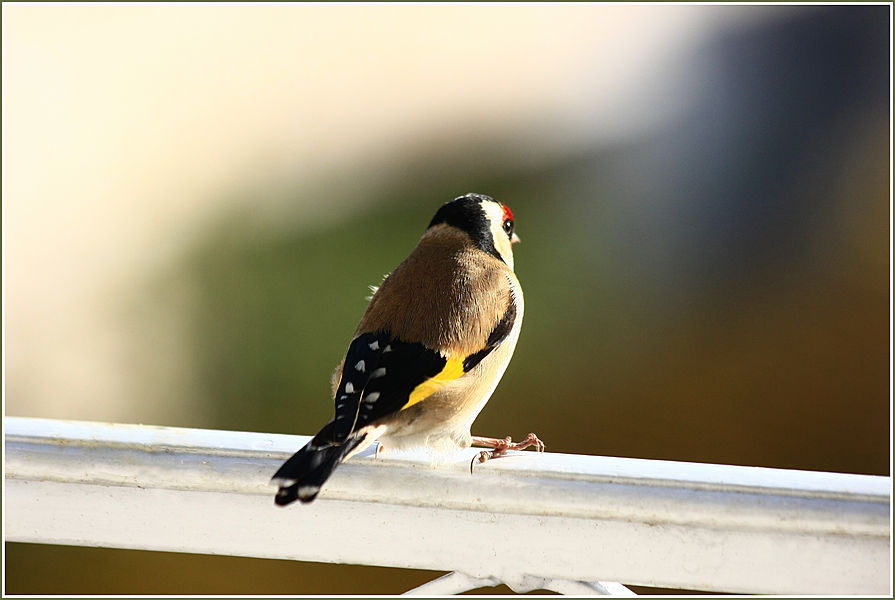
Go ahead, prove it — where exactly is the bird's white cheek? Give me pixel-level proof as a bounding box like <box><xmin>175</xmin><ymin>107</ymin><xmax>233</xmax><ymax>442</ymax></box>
<box><xmin>496</xmin><ymin>236</ymin><xmax>515</xmax><ymax>270</ymax></box>
<box><xmin>487</xmin><ymin>215</ymin><xmax>515</xmax><ymax>269</ymax></box>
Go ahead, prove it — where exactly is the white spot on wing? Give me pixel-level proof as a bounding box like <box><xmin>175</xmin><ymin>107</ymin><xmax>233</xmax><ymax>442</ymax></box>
<box><xmin>355</xmin><ymin>360</ymin><xmax>366</xmax><ymax>372</ymax></box>
<box><xmin>369</xmin><ymin>340</ymin><xmax>380</xmax><ymax>351</ymax></box>
<box><xmin>371</xmin><ymin>367</ymin><xmax>387</xmax><ymax>378</ymax></box>
<box><xmin>383</xmin><ymin>345</ymin><xmax>392</xmax><ymax>353</ymax></box>
<box><xmin>364</xmin><ymin>391</ymin><xmax>380</xmax><ymax>403</ymax></box>
<box><xmin>298</xmin><ymin>485</ymin><xmax>320</xmax><ymax>499</ymax></box>
<box><xmin>345</xmin><ymin>382</ymin><xmax>355</xmax><ymax>393</ymax></box>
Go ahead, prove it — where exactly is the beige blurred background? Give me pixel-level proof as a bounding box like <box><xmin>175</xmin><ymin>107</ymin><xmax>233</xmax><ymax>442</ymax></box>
<box><xmin>4</xmin><ymin>3</ymin><xmax>739</xmax><ymax>425</ymax></box>
<box><xmin>3</xmin><ymin>3</ymin><xmax>890</xmax><ymax>595</ymax></box>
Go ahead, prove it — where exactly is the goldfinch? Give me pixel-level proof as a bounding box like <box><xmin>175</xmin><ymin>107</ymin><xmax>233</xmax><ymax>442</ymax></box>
<box><xmin>272</xmin><ymin>193</ymin><xmax>542</xmax><ymax>506</ymax></box>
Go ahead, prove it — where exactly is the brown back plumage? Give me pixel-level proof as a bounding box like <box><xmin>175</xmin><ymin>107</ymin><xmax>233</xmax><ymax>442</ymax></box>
<box><xmin>357</xmin><ymin>224</ymin><xmax>514</xmax><ymax>357</ymax></box>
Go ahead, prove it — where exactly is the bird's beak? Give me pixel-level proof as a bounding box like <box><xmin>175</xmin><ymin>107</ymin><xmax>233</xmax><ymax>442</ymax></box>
<box><xmin>511</xmin><ymin>233</ymin><xmax>521</xmax><ymax>244</ymax></box>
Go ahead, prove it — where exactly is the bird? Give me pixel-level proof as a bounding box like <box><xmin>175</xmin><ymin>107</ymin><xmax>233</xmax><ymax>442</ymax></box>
<box><xmin>272</xmin><ymin>193</ymin><xmax>543</xmax><ymax>506</ymax></box>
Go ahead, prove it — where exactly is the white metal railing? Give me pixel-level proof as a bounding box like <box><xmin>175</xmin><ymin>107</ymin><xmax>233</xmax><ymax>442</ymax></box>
<box><xmin>4</xmin><ymin>416</ymin><xmax>891</xmax><ymax>595</ymax></box>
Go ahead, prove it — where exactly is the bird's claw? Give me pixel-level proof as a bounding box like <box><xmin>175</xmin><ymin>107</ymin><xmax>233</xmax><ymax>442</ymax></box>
<box><xmin>469</xmin><ymin>433</ymin><xmax>545</xmax><ymax>473</ymax></box>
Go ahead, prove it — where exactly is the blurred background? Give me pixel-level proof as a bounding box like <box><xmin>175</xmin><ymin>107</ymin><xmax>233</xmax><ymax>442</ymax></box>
<box><xmin>3</xmin><ymin>3</ymin><xmax>890</xmax><ymax>595</ymax></box>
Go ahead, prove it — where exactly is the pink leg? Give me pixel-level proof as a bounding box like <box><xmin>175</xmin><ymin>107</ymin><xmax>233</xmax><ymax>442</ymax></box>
<box><xmin>469</xmin><ymin>432</ymin><xmax>545</xmax><ymax>472</ymax></box>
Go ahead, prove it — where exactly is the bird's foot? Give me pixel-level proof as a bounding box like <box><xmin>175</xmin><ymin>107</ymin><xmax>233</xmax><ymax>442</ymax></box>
<box><xmin>469</xmin><ymin>433</ymin><xmax>545</xmax><ymax>472</ymax></box>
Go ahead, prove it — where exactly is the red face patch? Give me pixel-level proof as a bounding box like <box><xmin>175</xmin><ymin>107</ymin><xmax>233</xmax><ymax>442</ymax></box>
<box><xmin>501</xmin><ymin>203</ymin><xmax>514</xmax><ymax>223</ymax></box>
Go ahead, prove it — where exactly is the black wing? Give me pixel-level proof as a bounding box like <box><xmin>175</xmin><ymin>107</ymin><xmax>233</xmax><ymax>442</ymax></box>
<box><xmin>332</xmin><ymin>303</ymin><xmax>517</xmax><ymax>443</ymax></box>
<box><xmin>331</xmin><ymin>332</ymin><xmax>446</xmax><ymax>442</ymax></box>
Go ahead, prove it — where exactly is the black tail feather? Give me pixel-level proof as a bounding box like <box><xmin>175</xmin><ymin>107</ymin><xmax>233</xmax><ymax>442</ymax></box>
<box><xmin>272</xmin><ymin>425</ymin><xmax>365</xmax><ymax>506</ymax></box>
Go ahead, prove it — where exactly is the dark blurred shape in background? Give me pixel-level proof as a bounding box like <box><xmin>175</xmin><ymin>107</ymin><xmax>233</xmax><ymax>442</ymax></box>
<box><xmin>5</xmin><ymin>4</ymin><xmax>890</xmax><ymax>595</ymax></box>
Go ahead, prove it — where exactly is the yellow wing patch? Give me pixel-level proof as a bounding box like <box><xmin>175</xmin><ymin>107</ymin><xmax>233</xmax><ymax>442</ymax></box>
<box><xmin>405</xmin><ymin>356</ymin><xmax>465</xmax><ymax>409</ymax></box>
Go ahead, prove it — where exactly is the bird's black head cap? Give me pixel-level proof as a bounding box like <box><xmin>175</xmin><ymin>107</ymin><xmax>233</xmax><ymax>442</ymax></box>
<box><xmin>428</xmin><ymin>193</ymin><xmax>505</xmax><ymax>260</ymax></box>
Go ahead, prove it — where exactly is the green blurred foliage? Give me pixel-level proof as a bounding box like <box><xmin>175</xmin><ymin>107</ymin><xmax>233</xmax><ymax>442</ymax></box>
<box><xmin>158</xmin><ymin>141</ymin><xmax>888</xmax><ymax>475</ymax></box>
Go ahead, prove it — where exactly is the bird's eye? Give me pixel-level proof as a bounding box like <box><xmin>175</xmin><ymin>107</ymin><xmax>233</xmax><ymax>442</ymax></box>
<box><xmin>502</xmin><ymin>219</ymin><xmax>514</xmax><ymax>238</ymax></box>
